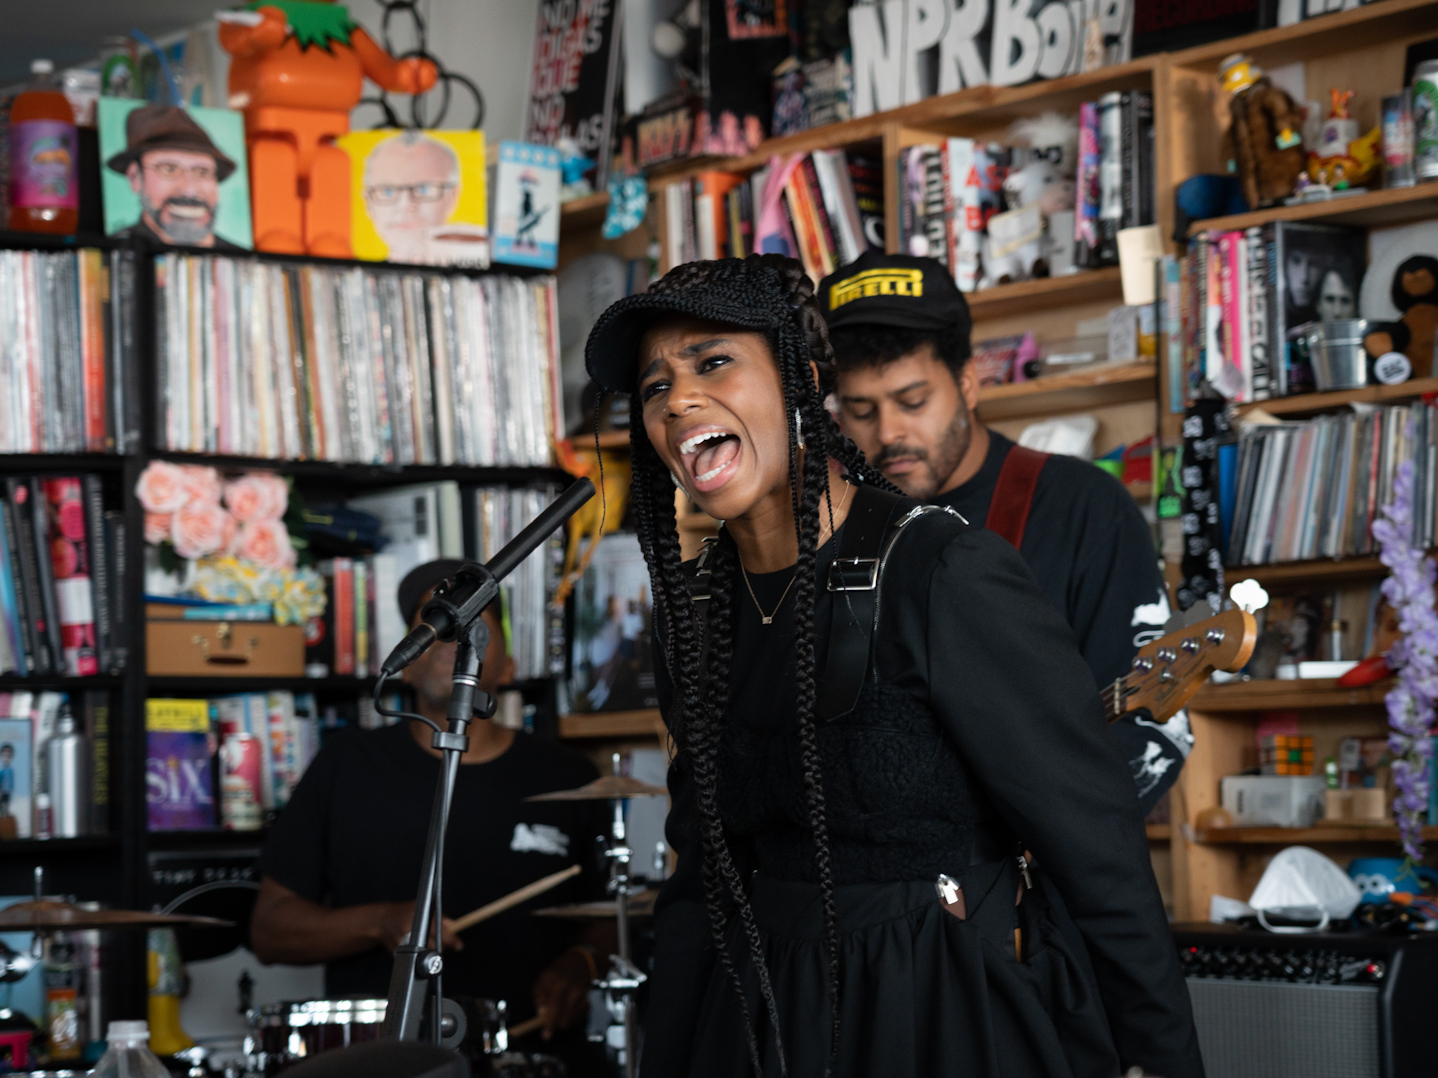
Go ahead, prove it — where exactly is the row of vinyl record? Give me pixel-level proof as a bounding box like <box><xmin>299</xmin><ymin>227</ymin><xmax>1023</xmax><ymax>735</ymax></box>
<box><xmin>1171</xmin><ymin>221</ymin><xmax>1367</xmax><ymax>405</ymax></box>
<box><xmin>1225</xmin><ymin>401</ymin><xmax>1438</xmax><ymax>567</ymax></box>
<box><xmin>0</xmin><ymin>691</ymin><xmax>110</xmax><ymax>840</ymax></box>
<box><xmin>661</xmin><ymin>150</ymin><xmax>885</xmax><ymax>284</ymax></box>
<box><xmin>0</xmin><ymin>248</ymin><xmax>140</xmax><ymax>457</ymax></box>
<box><xmin>898</xmin><ymin>92</ymin><xmax>1155</xmax><ymax>291</ymax></box>
<box><xmin>146</xmin><ymin>694</ymin><xmax>321</xmax><ymax>832</ymax></box>
<box><xmin>155</xmin><ymin>253</ymin><xmax>562</xmax><ymax>467</ymax></box>
<box><xmin>0</xmin><ymin>476</ymin><xmax>127</xmax><ymax>680</ymax></box>
<box><xmin>342</xmin><ymin>482</ymin><xmax>564</xmax><ymax>683</ymax></box>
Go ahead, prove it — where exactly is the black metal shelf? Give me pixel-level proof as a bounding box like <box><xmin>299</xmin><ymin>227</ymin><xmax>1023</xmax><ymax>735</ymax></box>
<box><xmin>0</xmin><ymin>454</ymin><xmax>128</xmax><ymax>474</ymax></box>
<box><xmin>0</xmin><ymin>229</ymin><xmax>116</xmax><ymax>252</ymax></box>
<box><xmin>147</xmin><ymin>675</ymin><xmax>378</xmax><ymax>696</ymax></box>
<box><xmin>0</xmin><ymin>835</ymin><xmax>120</xmax><ymax>857</ymax></box>
<box><xmin>0</xmin><ymin>675</ymin><xmax>126</xmax><ymax>692</ymax></box>
<box><xmin>146</xmin><ymin>828</ymin><xmax>268</xmax><ymax>852</ymax></box>
<box><xmin>149</xmin><ymin>451</ymin><xmax>568</xmax><ymax>489</ymax></box>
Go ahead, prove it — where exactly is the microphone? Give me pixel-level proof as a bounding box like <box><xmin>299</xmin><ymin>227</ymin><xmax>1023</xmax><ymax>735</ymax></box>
<box><xmin>380</xmin><ymin>478</ymin><xmax>596</xmax><ymax>677</ymax></box>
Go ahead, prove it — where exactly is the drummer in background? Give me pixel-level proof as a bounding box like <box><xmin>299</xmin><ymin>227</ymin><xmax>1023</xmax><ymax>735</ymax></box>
<box><xmin>251</xmin><ymin>560</ymin><xmax>613</xmax><ymax>1075</ymax></box>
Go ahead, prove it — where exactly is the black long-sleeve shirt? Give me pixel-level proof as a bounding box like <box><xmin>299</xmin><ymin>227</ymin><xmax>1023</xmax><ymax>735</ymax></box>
<box><xmin>645</xmin><ymin>510</ymin><xmax>1202</xmax><ymax>1078</ymax></box>
<box><xmin>934</xmin><ymin>431</ymin><xmax>1187</xmax><ymax>808</ymax></box>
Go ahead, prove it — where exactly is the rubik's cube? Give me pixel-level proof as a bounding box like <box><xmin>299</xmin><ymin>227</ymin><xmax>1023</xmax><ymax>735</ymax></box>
<box><xmin>1261</xmin><ymin>734</ymin><xmax>1314</xmax><ymax>776</ymax></box>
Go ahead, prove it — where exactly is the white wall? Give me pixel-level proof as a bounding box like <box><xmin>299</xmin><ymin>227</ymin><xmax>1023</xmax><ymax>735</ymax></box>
<box><xmin>420</xmin><ymin>0</ymin><xmax>539</xmax><ymax>145</ymax></box>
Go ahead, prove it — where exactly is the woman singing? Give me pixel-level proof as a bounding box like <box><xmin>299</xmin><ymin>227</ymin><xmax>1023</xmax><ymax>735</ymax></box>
<box><xmin>584</xmin><ymin>255</ymin><xmax>1202</xmax><ymax>1078</ymax></box>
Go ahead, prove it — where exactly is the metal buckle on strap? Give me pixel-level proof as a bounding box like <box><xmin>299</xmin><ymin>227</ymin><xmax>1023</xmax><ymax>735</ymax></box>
<box><xmin>690</xmin><ymin>537</ymin><xmax>718</xmax><ymax>602</ymax></box>
<box><xmin>828</xmin><ymin>557</ymin><xmax>879</xmax><ymax>591</ymax></box>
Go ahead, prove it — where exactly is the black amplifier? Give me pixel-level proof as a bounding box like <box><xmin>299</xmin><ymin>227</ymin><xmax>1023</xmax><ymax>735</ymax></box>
<box><xmin>1171</xmin><ymin>924</ymin><xmax>1438</xmax><ymax>1078</ymax></box>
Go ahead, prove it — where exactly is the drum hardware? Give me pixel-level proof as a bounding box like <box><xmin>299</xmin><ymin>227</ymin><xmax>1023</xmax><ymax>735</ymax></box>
<box><xmin>587</xmin><ymin>753</ymin><xmax>648</xmax><ymax>1078</ymax></box>
<box><xmin>373</xmin><ymin>482</ymin><xmax>595</xmax><ymax>1055</ymax></box>
<box><xmin>524</xmin><ymin>775</ymin><xmax>666</xmax><ymax>802</ymax></box>
<box><xmin>241</xmin><ymin>997</ymin><xmax>563</xmax><ymax>1077</ymax></box>
<box><xmin>0</xmin><ymin>868</ymin><xmax>231</xmax><ymax>931</ymax></box>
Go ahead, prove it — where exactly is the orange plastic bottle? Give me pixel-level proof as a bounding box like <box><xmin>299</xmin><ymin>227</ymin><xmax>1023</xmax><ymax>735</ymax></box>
<box><xmin>7</xmin><ymin>59</ymin><xmax>79</xmax><ymax>234</ymax></box>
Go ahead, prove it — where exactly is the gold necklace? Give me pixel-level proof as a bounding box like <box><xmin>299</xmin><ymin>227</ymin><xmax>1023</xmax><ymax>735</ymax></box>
<box><xmin>741</xmin><ymin>564</ymin><xmax>797</xmax><ymax>625</ymax></box>
<box><xmin>741</xmin><ymin>481</ymin><xmax>855</xmax><ymax>625</ymax></box>
<box><xmin>817</xmin><ymin>479</ymin><xmax>854</xmax><ymax>548</ymax></box>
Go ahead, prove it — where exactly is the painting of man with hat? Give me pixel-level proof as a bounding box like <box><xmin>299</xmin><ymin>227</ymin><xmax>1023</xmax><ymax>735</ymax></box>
<box><xmin>99</xmin><ymin>101</ymin><xmax>253</xmax><ymax>250</ymax></box>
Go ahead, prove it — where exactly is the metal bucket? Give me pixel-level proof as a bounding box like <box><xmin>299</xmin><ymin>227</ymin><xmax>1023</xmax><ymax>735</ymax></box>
<box><xmin>1305</xmin><ymin>319</ymin><xmax>1370</xmax><ymax>391</ymax></box>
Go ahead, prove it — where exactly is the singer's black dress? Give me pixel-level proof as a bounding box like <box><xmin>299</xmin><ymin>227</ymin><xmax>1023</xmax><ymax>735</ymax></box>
<box><xmin>641</xmin><ymin>511</ymin><xmax>1203</xmax><ymax>1078</ymax></box>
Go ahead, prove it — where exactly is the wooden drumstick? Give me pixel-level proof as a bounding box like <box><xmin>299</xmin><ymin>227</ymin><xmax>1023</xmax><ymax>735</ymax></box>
<box><xmin>450</xmin><ymin>864</ymin><xmax>581</xmax><ymax>934</ymax></box>
<box><xmin>507</xmin><ymin>1015</ymin><xmax>545</xmax><ymax>1039</ymax></box>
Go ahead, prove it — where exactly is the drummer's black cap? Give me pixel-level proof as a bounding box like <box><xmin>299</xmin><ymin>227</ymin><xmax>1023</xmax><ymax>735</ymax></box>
<box><xmin>816</xmin><ymin>252</ymin><xmax>971</xmax><ymax>338</ymax></box>
<box><xmin>398</xmin><ymin>559</ymin><xmax>502</xmax><ymax>627</ymax></box>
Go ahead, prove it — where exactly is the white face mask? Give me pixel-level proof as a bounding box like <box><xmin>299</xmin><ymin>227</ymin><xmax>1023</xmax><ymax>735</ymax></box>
<box><xmin>1248</xmin><ymin>846</ymin><xmax>1362</xmax><ymax>933</ymax></box>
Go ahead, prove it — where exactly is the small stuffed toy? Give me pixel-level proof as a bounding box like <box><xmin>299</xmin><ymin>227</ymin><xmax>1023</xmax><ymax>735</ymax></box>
<box><xmin>1363</xmin><ymin>255</ymin><xmax>1438</xmax><ymax>379</ymax></box>
<box><xmin>1219</xmin><ymin>53</ymin><xmax>1307</xmax><ymax>209</ymax></box>
<box><xmin>981</xmin><ymin>112</ymin><xmax>1077</xmax><ymax>286</ymax></box>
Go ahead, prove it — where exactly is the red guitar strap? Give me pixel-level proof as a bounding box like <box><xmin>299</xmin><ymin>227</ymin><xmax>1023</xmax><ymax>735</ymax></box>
<box><xmin>984</xmin><ymin>445</ymin><xmax>1049</xmax><ymax>550</ymax></box>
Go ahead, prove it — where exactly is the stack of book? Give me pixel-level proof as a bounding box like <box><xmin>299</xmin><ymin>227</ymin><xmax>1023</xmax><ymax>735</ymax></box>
<box><xmin>0</xmin><ymin>248</ymin><xmax>139</xmax><ymax>456</ymax></box>
<box><xmin>897</xmin><ymin>91</ymin><xmax>1155</xmax><ymax>290</ymax></box>
<box><xmin>662</xmin><ymin>150</ymin><xmax>884</xmax><ymax>282</ymax></box>
<box><xmin>0</xmin><ymin>475</ymin><xmax>126</xmax><ymax>678</ymax></box>
<box><xmin>1226</xmin><ymin>401</ymin><xmax>1437</xmax><ymax>566</ymax></box>
<box><xmin>154</xmin><ymin>254</ymin><xmax>561</xmax><ymax>468</ymax></box>
<box><xmin>1170</xmin><ymin>221</ymin><xmax>1366</xmax><ymax>405</ymax></box>
<box><xmin>146</xmin><ymin>692</ymin><xmax>321</xmax><ymax>832</ymax></box>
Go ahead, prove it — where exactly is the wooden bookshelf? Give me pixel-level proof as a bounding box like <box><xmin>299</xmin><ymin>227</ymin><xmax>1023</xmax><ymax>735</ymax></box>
<box><xmin>558</xmin><ymin>709</ymin><xmax>666</xmax><ymax>740</ymax></box>
<box><xmin>1188</xmin><ymin>183</ymin><xmax>1438</xmax><ymax>238</ymax></box>
<box><xmin>560</xmin><ymin>192</ymin><xmax>611</xmax><ymax>229</ymax></box>
<box><xmin>1167</xmin><ymin>0</ymin><xmax>1438</xmax><ymax>70</ymax></box>
<box><xmin>1192</xmin><ymin>677</ymin><xmax>1390</xmax><ymax>711</ymax></box>
<box><xmin>965</xmin><ymin>266</ymin><xmax>1124</xmax><ymax>321</ymax></box>
<box><xmin>976</xmin><ymin>361</ymin><xmax>1156</xmax><ymax>421</ymax></box>
<box><xmin>1194</xmin><ymin>825</ymin><xmax>1438</xmax><ymax>845</ymax></box>
<box><xmin>1235</xmin><ymin>376</ymin><xmax>1438</xmax><ymax>418</ymax></box>
<box><xmin>1228</xmin><ymin>555</ymin><xmax>1389</xmax><ymax>587</ymax></box>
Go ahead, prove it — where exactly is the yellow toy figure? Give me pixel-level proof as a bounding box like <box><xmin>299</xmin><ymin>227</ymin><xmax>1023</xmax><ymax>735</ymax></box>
<box><xmin>146</xmin><ymin>927</ymin><xmax>193</xmax><ymax>1056</ymax></box>
<box><xmin>1307</xmin><ymin>89</ymin><xmax>1382</xmax><ymax>191</ymax></box>
<box><xmin>220</xmin><ymin>0</ymin><xmax>437</xmax><ymax>257</ymax></box>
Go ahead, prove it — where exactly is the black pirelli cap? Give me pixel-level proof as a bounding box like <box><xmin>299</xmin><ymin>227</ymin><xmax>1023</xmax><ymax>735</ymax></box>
<box><xmin>816</xmin><ymin>252</ymin><xmax>971</xmax><ymax>336</ymax></box>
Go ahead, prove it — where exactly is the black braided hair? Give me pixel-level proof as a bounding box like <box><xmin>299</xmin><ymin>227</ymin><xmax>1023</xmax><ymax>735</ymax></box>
<box><xmin>624</xmin><ymin>254</ymin><xmax>896</xmax><ymax>1076</ymax></box>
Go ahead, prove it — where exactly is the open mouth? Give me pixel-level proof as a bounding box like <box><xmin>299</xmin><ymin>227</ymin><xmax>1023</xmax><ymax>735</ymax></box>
<box><xmin>677</xmin><ymin>426</ymin><xmax>742</xmax><ymax>494</ymax></box>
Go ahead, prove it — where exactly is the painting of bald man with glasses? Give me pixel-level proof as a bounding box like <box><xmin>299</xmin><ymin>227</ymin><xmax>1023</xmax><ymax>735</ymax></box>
<box><xmin>345</xmin><ymin>129</ymin><xmax>490</xmax><ymax>266</ymax></box>
<box><xmin>100</xmin><ymin>101</ymin><xmax>252</xmax><ymax>250</ymax></box>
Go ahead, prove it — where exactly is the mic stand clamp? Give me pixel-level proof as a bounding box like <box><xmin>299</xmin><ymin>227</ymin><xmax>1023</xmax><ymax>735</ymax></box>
<box><xmin>383</xmin><ymin>593</ymin><xmax>496</xmax><ymax>1048</ymax></box>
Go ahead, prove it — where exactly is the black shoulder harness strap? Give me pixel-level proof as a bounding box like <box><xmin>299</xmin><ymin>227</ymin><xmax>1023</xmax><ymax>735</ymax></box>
<box><xmin>815</xmin><ymin>483</ymin><xmax>907</xmax><ymax>722</ymax></box>
<box><xmin>685</xmin><ymin>483</ymin><xmax>956</xmax><ymax>724</ymax></box>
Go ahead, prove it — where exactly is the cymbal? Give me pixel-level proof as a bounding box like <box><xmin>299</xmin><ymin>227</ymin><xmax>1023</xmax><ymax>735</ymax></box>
<box><xmin>532</xmin><ymin>891</ymin><xmax>658</xmax><ymax>919</ymax></box>
<box><xmin>0</xmin><ymin>901</ymin><xmax>232</xmax><ymax>930</ymax></box>
<box><xmin>525</xmin><ymin>775</ymin><xmax>666</xmax><ymax>802</ymax></box>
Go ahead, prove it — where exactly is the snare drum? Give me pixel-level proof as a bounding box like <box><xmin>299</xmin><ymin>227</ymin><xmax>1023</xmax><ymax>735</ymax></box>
<box><xmin>487</xmin><ymin>1053</ymin><xmax>566</xmax><ymax>1078</ymax></box>
<box><xmin>244</xmin><ymin>996</ymin><xmax>515</xmax><ymax>1075</ymax></box>
<box><xmin>244</xmin><ymin>999</ymin><xmax>386</xmax><ymax>1075</ymax></box>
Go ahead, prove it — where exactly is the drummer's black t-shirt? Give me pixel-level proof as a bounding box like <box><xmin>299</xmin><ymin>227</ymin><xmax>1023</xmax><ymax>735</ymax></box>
<box><xmin>259</xmin><ymin>722</ymin><xmax>605</xmax><ymax>1016</ymax></box>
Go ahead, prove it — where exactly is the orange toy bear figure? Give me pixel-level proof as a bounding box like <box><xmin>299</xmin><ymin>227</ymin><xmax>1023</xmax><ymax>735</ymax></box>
<box><xmin>220</xmin><ymin>0</ymin><xmax>437</xmax><ymax>257</ymax></box>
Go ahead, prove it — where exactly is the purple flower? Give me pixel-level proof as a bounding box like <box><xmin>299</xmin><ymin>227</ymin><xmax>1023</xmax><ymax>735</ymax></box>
<box><xmin>1374</xmin><ymin>457</ymin><xmax>1435</xmax><ymax>862</ymax></box>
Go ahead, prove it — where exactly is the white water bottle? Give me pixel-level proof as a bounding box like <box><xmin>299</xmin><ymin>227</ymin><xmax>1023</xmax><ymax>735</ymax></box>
<box><xmin>90</xmin><ymin>1020</ymin><xmax>168</xmax><ymax>1078</ymax></box>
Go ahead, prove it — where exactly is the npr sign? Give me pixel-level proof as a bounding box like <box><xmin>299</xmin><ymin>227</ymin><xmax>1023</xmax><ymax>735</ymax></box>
<box><xmin>849</xmin><ymin>0</ymin><xmax>1133</xmax><ymax>116</ymax></box>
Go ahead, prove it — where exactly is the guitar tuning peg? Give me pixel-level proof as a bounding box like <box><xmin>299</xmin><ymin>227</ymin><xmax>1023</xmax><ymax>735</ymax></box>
<box><xmin>1230</xmin><ymin>578</ymin><xmax>1269</xmax><ymax>615</ymax></box>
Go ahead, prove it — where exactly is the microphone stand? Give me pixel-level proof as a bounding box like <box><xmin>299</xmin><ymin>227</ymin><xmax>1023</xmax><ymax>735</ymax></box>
<box><xmin>376</xmin><ymin>476</ymin><xmax>595</xmax><ymax>1053</ymax></box>
<box><xmin>382</xmin><ymin>598</ymin><xmax>495</xmax><ymax>1049</ymax></box>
